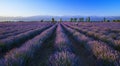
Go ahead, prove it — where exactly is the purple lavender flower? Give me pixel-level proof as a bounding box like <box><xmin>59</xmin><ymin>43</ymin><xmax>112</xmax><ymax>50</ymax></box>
<box><xmin>48</xmin><ymin>51</ymin><xmax>79</xmax><ymax>66</ymax></box>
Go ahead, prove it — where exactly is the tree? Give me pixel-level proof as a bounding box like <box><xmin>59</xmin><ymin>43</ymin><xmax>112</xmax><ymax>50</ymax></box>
<box><xmin>60</xmin><ymin>18</ymin><xmax>62</xmax><ymax>22</ymax></box>
<box><xmin>81</xmin><ymin>18</ymin><xmax>84</xmax><ymax>22</ymax></box>
<box><xmin>52</xmin><ymin>18</ymin><xmax>55</xmax><ymax>23</ymax></box>
<box><xmin>74</xmin><ymin>18</ymin><xmax>77</xmax><ymax>22</ymax></box>
<box><xmin>104</xmin><ymin>17</ymin><xmax>106</xmax><ymax>22</ymax></box>
<box><xmin>88</xmin><ymin>17</ymin><xmax>90</xmax><ymax>22</ymax></box>
<box><xmin>79</xmin><ymin>18</ymin><xmax>84</xmax><ymax>22</ymax></box>
<box><xmin>41</xmin><ymin>19</ymin><xmax>44</xmax><ymax>22</ymax></box>
<box><xmin>107</xmin><ymin>20</ymin><xmax>110</xmax><ymax>22</ymax></box>
<box><xmin>70</xmin><ymin>18</ymin><xmax>73</xmax><ymax>22</ymax></box>
<box><xmin>86</xmin><ymin>17</ymin><xmax>90</xmax><ymax>22</ymax></box>
<box><xmin>113</xmin><ymin>20</ymin><xmax>116</xmax><ymax>22</ymax></box>
<box><xmin>117</xmin><ymin>20</ymin><xmax>120</xmax><ymax>22</ymax></box>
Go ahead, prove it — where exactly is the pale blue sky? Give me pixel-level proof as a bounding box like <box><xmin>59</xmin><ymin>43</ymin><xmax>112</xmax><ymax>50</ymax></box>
<box><xmin>0</xmin><ymin>0</ymin><xmax>120</xmax><ymax>16</ymax></box>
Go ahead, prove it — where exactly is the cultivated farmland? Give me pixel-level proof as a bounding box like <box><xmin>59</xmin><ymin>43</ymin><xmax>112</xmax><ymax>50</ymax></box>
<box><xmin>0</xmin><ymin>22</ymin><xmax>120</xmax><ymax>66</ymax></box>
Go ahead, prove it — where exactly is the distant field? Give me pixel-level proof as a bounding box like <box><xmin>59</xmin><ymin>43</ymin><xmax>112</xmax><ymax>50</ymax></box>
<box><xmin>0</xmin><ymin>22</ymin><xmax>120</xmax><ymax>66</ymax></box>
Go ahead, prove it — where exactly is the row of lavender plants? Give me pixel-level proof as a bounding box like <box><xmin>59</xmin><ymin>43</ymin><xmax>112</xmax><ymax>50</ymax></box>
<box><xmin>0</xmin><ymin>24</ymin><xmax>57</xmax><ymax>66</ymax></box>
<box><xmin>0</xmin><ymin>25</ymin><xmax>39</xmax><ymax>39</ymax></box>
<box><xmin>0</xmin><ymin>22</ymin><xmax>54</xmax><ymax>39</ymax></box>
<box><xmin>0</xmin><ymin>23</ymin><xmax>53</xmax><ymax>55</ymax></box>
<box><xmin>67</xmin><ymin>22</ymin><xmax>120</xmax><ymax>40</ymax></box>
<box><xmin>64</xmin><ymin>22</ymin><xmax>120</xmax><ymax>51</ymax></box>
<box><xmin>62</xmin><ymin>23</ymin><xmax>120</xmax><ymax>66</ymax></box>
<box><xmin>48</xmin><ymin>24</ymin><xmax>80</xmax><ymax>66</ymax></box>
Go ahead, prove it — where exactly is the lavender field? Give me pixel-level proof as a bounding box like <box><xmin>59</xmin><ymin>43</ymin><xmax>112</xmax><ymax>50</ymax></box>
<box><xmin>0</xmin><ymin>22</ymin><xmax>120</xmax><ymax>66</ymax></box>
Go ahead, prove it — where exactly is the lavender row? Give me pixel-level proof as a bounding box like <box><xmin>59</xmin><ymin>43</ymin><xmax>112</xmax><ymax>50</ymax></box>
<box><xmin>0</xmin><ymin>23</ymin><xmax>53</xmax><ymax>39</ymax></box>
<box><xmin>54</xmin><ymin>24</ymin><xmax>72</xmax><ymax>52</ymax></box>
<box><xmin>66</xmin><ymin>22</ymin><xmax>120</xmax><ymax>30</ymax></box>
<box><xmin>0</xmin><ymin>26</ymin><xmax>38</xmax><ymax>39</ymax></box>
<box><xmin>49</xmin><ymin>51</ymin><xmax>79</xmax><ymax>66</ymax></box>
<box><xmin>0</xmin><ymin>22</ymin><xmax>53</xmax><ymax>36</ymax></box>
<box><xmin>65</xmin><ymin>22</ymin><xmax>120</xmax><ymax>40</ymax></box>
<box><xmin>0</xmin><ymin>22</ymin><xmax>33</xmax><ymax>35</ymax></box>
<box><xmin>65</xmin><ymin>23</ymin><xmax>120</xmax><ymax>51</ymax></box>
<box><xmin>0</xmin><ymin>24</ymin><xmax>52</xmax><ymax>53</ymax></box>
<box><xmin>62</xmin><ymin>24</ymin><xmax>120</xmax><ymax>66</ymax></box>
<box><xmin>0</xmin><ymin>24</ymin><xmax>57</xmax><ymax>66</ymax></box>
<box><xmin>69</xmin><ymin>22</ymin><xmax>120</xmax><ymax>40</ymax></box>
<box><xmin>48</xmin><ymin>24</ymin><xmax>80</xmax><ymax>66</ymax></box>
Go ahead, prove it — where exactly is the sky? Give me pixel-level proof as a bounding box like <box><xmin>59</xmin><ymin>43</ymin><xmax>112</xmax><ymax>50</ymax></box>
<box><xmin>0</xmin><ymin>0</ymin><xmax>120</xmax><ymax>17</ymax></box>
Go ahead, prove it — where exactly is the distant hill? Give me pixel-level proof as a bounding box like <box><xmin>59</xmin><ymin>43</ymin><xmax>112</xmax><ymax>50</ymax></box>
<box><xmin>0</xmin><ymin>16</ymin><xmax>120</xmax><ymax>22</ymax></box>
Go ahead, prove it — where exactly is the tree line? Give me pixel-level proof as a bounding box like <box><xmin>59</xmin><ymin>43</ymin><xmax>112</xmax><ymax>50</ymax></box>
<box><xmin>40</xmin><ymin>17</ymin><xmax>120</xmax><ymax>22</ymax></box>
